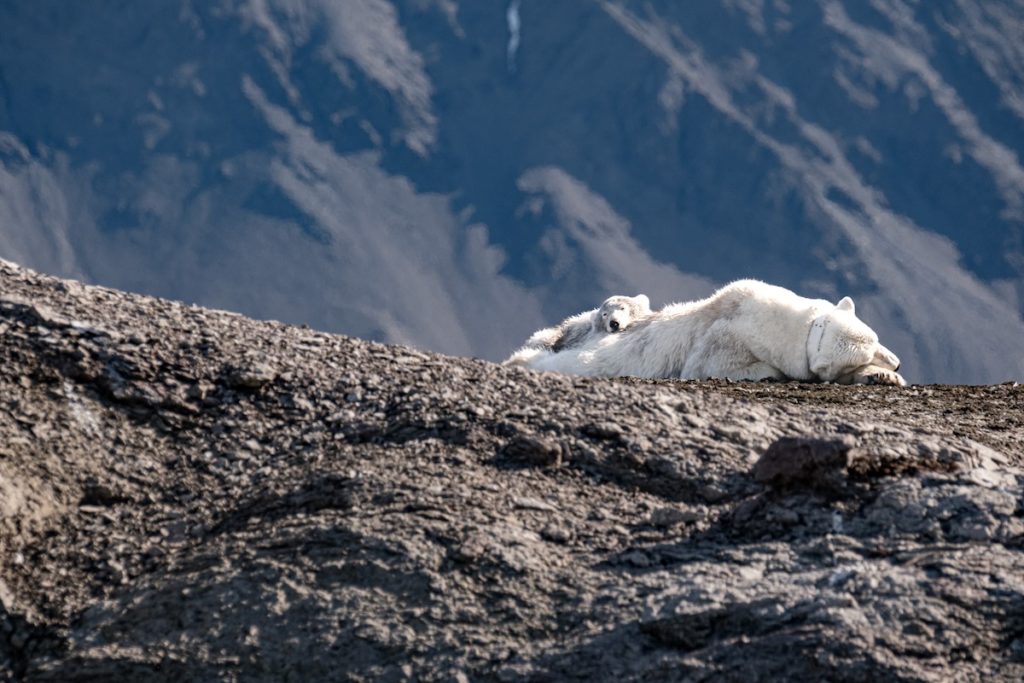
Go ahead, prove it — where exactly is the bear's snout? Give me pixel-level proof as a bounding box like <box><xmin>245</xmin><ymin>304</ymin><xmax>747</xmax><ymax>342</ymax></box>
<box><xmin>873</xmin><ymin>345</ymin><xmax>901</xmax><ymax>371</ymax></box>
<box><xmin>609</xmin><ymin>320</ymin><xmax>620</xmax><ymax>332</ymax></box>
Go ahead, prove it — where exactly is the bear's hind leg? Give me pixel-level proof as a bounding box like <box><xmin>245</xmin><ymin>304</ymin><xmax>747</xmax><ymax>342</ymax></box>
<box><xmin>726</xmin><ymin>361</ymin><xmax>786</xmax><ymax>382</ymax></box>
<box><xmin>504</xmin><ymin>347</ymin><xmax>547</xmax><ymax>367</ymax></box>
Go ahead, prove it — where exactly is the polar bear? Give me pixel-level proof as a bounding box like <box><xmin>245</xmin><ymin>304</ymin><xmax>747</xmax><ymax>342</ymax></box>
<box><xmin>525</xmin><ymin>280</ymin><xmax>905</xmax><ymax>386</ymax></box>
<box><xmin>590</xmin><ymin>294</ymin><xmax>652</xmax><ymax>338</ymax></box>
<box><xmin>505</xmin><ymin>294</ymin><xmax>651</xmax><ymax>366</ymax></box>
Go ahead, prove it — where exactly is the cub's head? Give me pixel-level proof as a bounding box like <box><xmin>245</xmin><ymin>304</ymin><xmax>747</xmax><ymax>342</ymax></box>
<box><xmin>594</xmin><ymin>294</ymin><xmax>651</xmax><ymax>333</ymax></box>
<box><xmin>807</xmin><ymin>296</ymin><xmax>900</xmax><ymax>381</ymax></box>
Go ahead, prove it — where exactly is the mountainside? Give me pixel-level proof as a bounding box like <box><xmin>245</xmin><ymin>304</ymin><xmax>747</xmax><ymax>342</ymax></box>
<box><xmin>2</xmin><ymin>1</ymin><xmax>1024</xmax><ymax>383</ymax></box>
<box><xmin>2</xmin><ymin>262</ymin><xmax>1024</xmax><ymax>681</ymax></box>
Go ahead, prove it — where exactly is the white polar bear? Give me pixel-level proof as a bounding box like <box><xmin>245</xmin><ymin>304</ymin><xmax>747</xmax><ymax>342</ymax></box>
<box><xmin>505</xmin><ymin>294</ymin><xmax>651</xmax><ymax>366</ymax></box>
<box><xmin>525</xmin><ymin>280</ymin><xmax>905</xmax><ymax>386</ymax></box>
<box><xmin>591</xmin><ymin>294</ymin><xmax>652</xmax><ymax>337</ymax></box>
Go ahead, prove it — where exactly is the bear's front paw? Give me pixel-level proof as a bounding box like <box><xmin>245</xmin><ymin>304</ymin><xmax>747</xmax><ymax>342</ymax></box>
<box><xmin>834</xmin><ymin>364</ymin><xmax>907</xmax><ymax>386</ymax></box>
<box><xmin>856</xmin><ymin>366</ymin><xmax>906</xmax><ymax>387</ymax></box>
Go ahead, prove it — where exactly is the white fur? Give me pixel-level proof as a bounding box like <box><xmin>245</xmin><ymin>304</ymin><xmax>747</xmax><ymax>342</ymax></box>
<box><xmin>505</xmin><ymin>294</ymin><xmax>651</xmax><ymax>366</ymax></box>
<box><xmin>526</xmin><ymin>280</ymin><xmax>905</xmax><ymax>385</ymax></box>
<box><xmin>596</xmin><ymin>294</ymin><xmax>650</xmax><ymax>333</ymax></box>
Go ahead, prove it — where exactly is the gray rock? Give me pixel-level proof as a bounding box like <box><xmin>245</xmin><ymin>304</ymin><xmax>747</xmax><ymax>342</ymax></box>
<box><xmin>502</xmin><ymin>434</ymin><xmax>562</xmax><ymax>467</ymax></box>
<box><xmin>1</xmin><ymin>260</ymin><xmax>1022</xmax><ymax>682</ymax></box>
<box><xmin>225</xmin><ymin>363</ymin><xmax>276</xmax><ymax>390</ymax></box>
<box><xmin>752</xmin><ymin>435</ymin><xmax>857</xmax><ymax>494</ymax></box>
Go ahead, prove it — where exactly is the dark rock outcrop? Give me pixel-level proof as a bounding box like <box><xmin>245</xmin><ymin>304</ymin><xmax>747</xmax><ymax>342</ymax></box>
<box><xmin>1</xmin><ymin>259</ymin><xmax>1022</xmax><ymax>681</ymax></box>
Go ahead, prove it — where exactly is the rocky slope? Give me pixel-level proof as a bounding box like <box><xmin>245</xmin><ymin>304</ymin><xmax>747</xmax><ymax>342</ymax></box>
<box><xmin>1</xmin><ymin>259</ymin><xmax>1023</xmax><ymax>682</ymax></box>
<box><xmin>3</xmin><ymin>1</ymin><xmax>1024</xmax><ymax>383</ymax></box>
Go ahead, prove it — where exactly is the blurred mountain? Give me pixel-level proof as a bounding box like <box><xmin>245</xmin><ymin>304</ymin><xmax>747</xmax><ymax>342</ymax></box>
<box><xmin>1</xmin><ymin>0</ymin><xmax>1023</xmax><ymax>383</ymax></box>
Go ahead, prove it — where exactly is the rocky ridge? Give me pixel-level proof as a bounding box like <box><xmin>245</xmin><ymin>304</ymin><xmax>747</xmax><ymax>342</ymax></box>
<box><xmin>0</xmin><ymin>259</ymin><xmax>1022</xmax><ymax>681</ymax></box>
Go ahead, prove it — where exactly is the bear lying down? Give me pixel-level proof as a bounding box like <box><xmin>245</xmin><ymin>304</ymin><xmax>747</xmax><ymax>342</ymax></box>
<box><xmin>504</xmin><ymin>294</ymin><xmax>651</xmax><ymax>367</ymax></box>
<box><xmin>509</xmin><ymin>280</ymin><xmax>905</xmax><ymax>386</ymax></box>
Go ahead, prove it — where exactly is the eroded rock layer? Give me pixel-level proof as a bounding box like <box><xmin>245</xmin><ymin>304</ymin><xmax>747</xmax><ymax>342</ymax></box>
<box><xmin>1</xmin><ymin>260</ymin><xmax>1022</xmax><ymax>681</ymax></box>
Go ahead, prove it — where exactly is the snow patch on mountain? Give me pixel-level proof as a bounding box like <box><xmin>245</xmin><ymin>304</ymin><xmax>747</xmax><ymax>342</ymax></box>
<box><xmin>517</xmin><ymin>166</ymin><xmax>717</xmax><ymax>315</ymax></box>
<box><xmin>507</xmin><ymin>1</ymin><xmax>522</xmax><ymax>73</ymax></box>
<box><xmin>240</xmin><ymin>0</ymin><xmax>438</xmax><ymax>155</ymax></box>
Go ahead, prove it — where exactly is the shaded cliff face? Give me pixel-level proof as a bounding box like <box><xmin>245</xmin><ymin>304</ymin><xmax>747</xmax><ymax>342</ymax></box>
<box><xmin>2</xmin><ymin>261</ymin><xmax>1023</xmax><ymax>681</ymax></box>
<box><xmin>1</xmin><ymin>1</ymin><xmax>1023</xmax><ymax>384</ymax></box>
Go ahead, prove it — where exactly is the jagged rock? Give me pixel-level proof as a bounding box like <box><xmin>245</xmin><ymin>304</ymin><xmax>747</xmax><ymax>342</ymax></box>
<box><xmin>0</xmin><ymin>260</ymin><xmax>1022</xmax><ymax>682</ymax></box>
<box><xmin>752</xmin><ymin>435</ymin><xmax>858</xmax><ymax>494</ymax></box>
<box><xmin>501</xmin><ymin>434</ymin><xmax>562</xmax><ymax>467</ymax></box>
<box><xmin>648</xmin><ymin>506</ymin><xmax>700</xmax><ymax>528</ymax></box>
<box><xmin>224</xmin><ymin>363</ymin><xmax>276</xmax><ymax>391</ymax></box>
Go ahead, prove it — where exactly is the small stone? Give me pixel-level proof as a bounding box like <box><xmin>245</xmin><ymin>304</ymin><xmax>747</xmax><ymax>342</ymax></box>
<box><xmin>186</xmin><ymin>382</ymin><xmax>212</xmax><ymax>400</ymax></box>
<box><xmin>502</xmin><ymin>435</ymin><xmax>562</xmax><ymax>467</ymax></box>
<box><xmin>765</xmin><ymin>506</ymin><xmax>800</xmax><ymax>524</ymax></box>
<box><xmin>952</xmin><ymin>521</ymin><xmax>994</xmax><ymax>542</ymax></box>
<box><xmin>540</xmin><ymin>523</ymin><xmax>573</xmax><ymax>544</ymax></box>
<box><xmin>737</xmin><ymin>565</ymin><xmax>763</xmax><ymax>581</ymax></box>
<box><xmin>828</xmin><ymin>567</ymin><xmax>856</xmax><ymax>588</ymax></box>
<box><xmin>623</xmin><ymin>550</ymin><xmax>651</xmax><ymax>568</ymax></box>
<box><xmin>699</xmin><ymin>484</ymin><xmax>728</xmax><ymax>503</ymax></box>
<box><xmin>681</xmin><ymin>413</ymin><xmax>708</xmax><ymax>429</ymax></box>
<box><xmin>649</xmin><ymin>506</ymin><xmax>699</xmax><ymax>528</ymax></box>
<box><xmin>226</xmin><ymin>364</ymin><xmax>275</xmax><ymax>390</ymax></box>
<box><xmin>581</xmin><ymin>422</ymin><xmax>623</xmax><ymax>440</ymax></box>
<box><xmin>497</xmin><ymin>667</ymin><xmax>521</xmax><ymax>682</ymax></box>
<box><xmin>512</xmin><ymin>496</ymin><xmax>557</xmax><ymax>512</ymax></box>
<box><xmin>454</xmin><ymin>535</ymin><xmax>489</xmax><ymax>563</ymax></box>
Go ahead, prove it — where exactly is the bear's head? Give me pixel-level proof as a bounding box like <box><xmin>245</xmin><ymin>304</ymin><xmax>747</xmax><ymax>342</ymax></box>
<box><xmin>807</xmin><ymin>296</ymin><xmax>900</xmax><ymax>381</ymax></box>
<box><xmin>594</xmin><ymin>294</ymin><xmax>651</xmax><ymax>334</ymax></box>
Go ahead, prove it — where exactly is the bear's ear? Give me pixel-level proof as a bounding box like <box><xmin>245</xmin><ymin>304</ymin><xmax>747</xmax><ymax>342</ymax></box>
<box><xmin>635</xmin><ymin>294</ymin><xmax>650</xmax><ymax>308</ymax></box>
<box><xmin>836</xmin><ymin>296</ymin><xmax>855</xmax><ymax>313</ymax></box>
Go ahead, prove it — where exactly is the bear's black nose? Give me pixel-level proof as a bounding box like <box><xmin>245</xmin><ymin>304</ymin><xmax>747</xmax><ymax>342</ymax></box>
<box><xmin>609</xmin><ymin>320</ymin><xmax>620</xmax><ymax>331</ymax></box>
<box><xmin>895</xmin><ymin>362</ymin><xmax>900</xmax><ymax>372</ymax></box>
